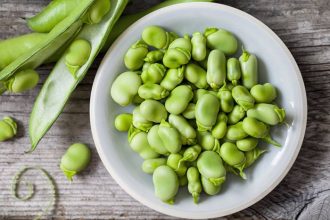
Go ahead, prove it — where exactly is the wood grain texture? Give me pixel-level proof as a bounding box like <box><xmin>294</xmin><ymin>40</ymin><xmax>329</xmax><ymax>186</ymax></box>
<box><xmin>0</xmin><ymin>0</ymin><xmax>329</xmax><ymax>219</ymax></box>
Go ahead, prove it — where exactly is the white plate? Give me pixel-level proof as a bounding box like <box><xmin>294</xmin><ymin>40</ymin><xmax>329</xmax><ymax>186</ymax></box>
<box><xmin>90</xmin><ymin>3</ymin><xmax>307</xmax><ymax>219</ymax></box>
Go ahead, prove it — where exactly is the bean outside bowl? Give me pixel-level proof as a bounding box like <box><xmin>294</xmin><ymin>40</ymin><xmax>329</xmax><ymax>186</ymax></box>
<box><xmin>90</xmin><ymin>2</ymin><xmax>307</xmax><ymax>219</ymax></box>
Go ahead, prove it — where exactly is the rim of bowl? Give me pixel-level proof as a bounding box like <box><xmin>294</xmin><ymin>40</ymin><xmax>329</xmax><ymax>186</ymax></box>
<box><xmin>90</xmin><ymin>2</ymin><xmax>307</xmax><ymax>218</ymax></box>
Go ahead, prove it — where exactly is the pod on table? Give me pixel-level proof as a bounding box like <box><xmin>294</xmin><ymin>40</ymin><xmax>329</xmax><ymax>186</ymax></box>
<box><xmin>211</xmin><ymin>112</ymin><xmax>228</xmax><ymax>139</ymax></box>
<box><xmin>239</xmin><ymin>49</ymin><xmax>258</xmax><ymax>89</ymax></box>
<box><xmin>242</xmin><ymin>117</ymin><xmax>281</xmax><ymax>147</ymax></box>
<box><xmin>160</xmin><ymin>66</ymin><xmax>185</xmax><ymax>91</ymax></box>
<box><xmin>197</xmin><ymin>151</ymin><xmax>226</xmax><ymax>186</ymax></box>
<box><xmin>225</xmin><ymin>122</ymin><xmax>248</xmax><ymax>141</ymax></box>
<box><xmin>158</xmin><ymin>120</ymin><xmax>182</xmax><ymax>153</ymax></box>
<box><xmin>217</xmin><ymin>83</ymin><xmax>234</xmax><ymax>113</ymax></box>
<box><xmin>147</xmin><ymin>125</ymin><xmax>170</xmax><ymax>155</ymax></box>
<box><xmin>201</xmin><ymin>175</ymin><xmax>221</xmax><ymax>195</ymax></box>
<box><xmin>138</xmin><ymin>83</ymin><xmax>169</xmax><ymax>100</ymax></box>
<box><xmin>228</xmin><ymin>105</ymin><xmax>246</xmax><ymax>125</ymax></box>
<box><xmin>182</xmin><ymin>103</ymin><xmax>195</xmax><ymax>119</ymax></box>
<box><xmin>163</xmin><ymin>35</ymin><xmax>192</xmax><ymax>68</ymax></box>
<box><xmin>139</xmin><ymin>100</ymin><xmax>167</xmax><ymax>123</ymax></box>
<box><xmin>141</xmin><ymin>63</ymin><xmax>166</xmax><ymax>84</ymax></box>
<box><xmin>178</xmin><ymin>145</ymin><xmax>202</xmax><ymax>167</ymax></box>
<box><xmin>0</xmin><ymin>117</ymin><xmax>17</xmax><ymax>142</ymax></box>
<box><xmin>247</xmin><ymin>103</ymin><xmax>286</xmax><ymax>125</ymax></box>
<box><xmin>227</xmin><ymin>58</ymin><xmax>241</xmax><ymax>86</ymax></box>
<box><xmin>236</xmin><ymin>137</ymin><xmax>259</xmax><ymax>151</ymax></box>
<box><xmin>153</xmin><ymin>165</ymin><xmax>179</xmax><ymax>204</ymax></box>
<box><xmin>3</xmin><ymin>69</ymin><xmax>39</xmax><ymax>93</ymax></box>
<box><xmin>167</xmin><ymin>153</ymin><xmax>188</xmax><ymax>177</ymax></box>
<box><xmin>144</xmin><ymin>50</ymin><xmax>165</xmax><ymax>63</ymax></box>
<box><xmin>232</xmin><ymin>85</ymin><xmax>255</xmax><ymax>111</ymax></box>
<box><xmin>168</xmin><ymin>114</ymin><xmax>196</xmax><ymax>145</ymax></box>
<box><xmin>124</xmin><ymin>40</ymin><xmax>148</xmax><ymax>70</ymax></box>
<box><xmin>110</xmin><ymin>71</ymin><xmax>141</xmax><ymax>106</ymax></box>
<box><xmin>187</xmin><ymin>167</ymin><xmax>202</xmax><ymax>203</ymax></box>
<box><xmin>114</xmin><ymin>113</ymin><xmax>132</xmax><ymax>132</ymax></box>
<box><xmin>191</xmin><ymin>32</ymin><xmax>207</xmax><ymax>61</ymax></box>
<box><xmin>250</xmin><ymin>83</ymin><xmax>277</xmax><ymax>103</ymax></box>
<box><xmin>60</xmin><ymin>143</ymin><xmax>91</xmax><ymax>181</ymax></box>
<box><xmin>220</xmin><ymin>142</ymin><xmax>246</xmax><ymax>179</ymax></box>
<box><xmin>132</xmin><ymin>106</ymin><xmax>153</xmax><ymax>132</ymax></box>
<box><xmin>83</xmin><ymin>0</ymin><xmax>112</xmax><ymax>24</ymax></box>
<box><xmin>195</xmin><ymin>93</ymin><xmax>220</xmax><ymax>131</ymax></box>
<box><xmin>184</xmin><ymin>63</ymin><xmax>208</xmax><ymax>89</ymax></box>
<box><xmin>207</xmin><ymin>49</ymin><xmax>226</xmax><ymax>89</ymax></box>
<box><xmin>65</xmin><ymin>39</ymin><xmax>92</xmax><ymax>77</ymax></box>
<box><xmin>0</xmin><ymin>33</ymin><xmax>47</xmax><ymax>70</ymax></box>
<box><xmin>204</xmin><ymin>27</ymin><xmax>238</xmax><ymax>55</ymax></box>
<box><xmin>197</xmin><ymin>131</ymin><xmax>221</xmax><ymax>153</ymax></box>
<box><xmin>165</xmin><ymin>85</ymin><xmax>193</xmax><ymax>114</ymax></box>
<box><xmin>128</xmin><ymin>126</ymin><xmax>159</xmax><ymax>159</ymax></box>
<box><xmin>142</xmin><ymin>26</ymin><xmax>177</xmax><ymax>49</ymax></box>
<box><xmin>142</xmin><ymin>158</ymin><xmax>167</xmax><ymax>174</ymax></box>
<box><xmin>244</xmin><ymin>147</ymin><xmax>267</xmax><ymax>168</ymax></box>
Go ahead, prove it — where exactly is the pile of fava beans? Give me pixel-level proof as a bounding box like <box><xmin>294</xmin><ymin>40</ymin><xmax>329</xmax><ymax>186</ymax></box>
<box><xmin>110</xmin><ymin>26</ymin><xmax>286</xmax><ymax>204</ymax></box>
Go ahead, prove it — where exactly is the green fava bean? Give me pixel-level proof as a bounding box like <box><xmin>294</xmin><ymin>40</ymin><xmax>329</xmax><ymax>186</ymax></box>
<box><xmin>182</xmin><ymin>103</ymin><xmax>196</xmax><ymax>119</ymax></box>
<box><xmin>207</xmin><ymin>49</ymin><xmax>226</xmax><ymax>89</ymax></box>
<box><xmin>4</xmin><ymin>69</ymin><xmax>39</xmax><ymax>93</ymax></box>
<box><xmin>0</xmin><ymin>117</ymin><xmax>17</xmax><ymax>142</ymax></box>
<box><xmin>239</xmin><ymin>49</ymin><xmax>258</xmax><ymax>89</ymax></box>
<box><xmin>167</xmin><ymin>153</ymin><xmax>187</xmax><ymax>176</ymax></box>
<box><xmin>228</xmin><ymin>105</ymin><xmax>246</xmax><ymax>125</ymax></box>
<box><xmin>163</xmin><ymin>35</ymin><xmax>192</xmax><ymax>68</ymax></box>
<box><xmin>195</xmin><ymin>93</ymin><xmax>220</xmax><ymax>131</ymax></box>
<box><xmin>193</xmin><ymin>89</ymin><xmax>217</xmax><ymax>103</ymax></box>
<box><xmin>247</xmin><ymin>103</ymin><xmax>286</xmax><ymax>125</ymax></box>
<box><xmin>132</xmin><ymin>106</ymin><xmax>153</xmax><ymax>132</ymax></box>
<box><xmin>65</xmin><ymin>39</ymin><xmax>91</xmax><ymax>77</ymax></box>
<box><xmin>197</xmin><ymin>151</ymin><xmax>226</xmax><ymax>186</ymax></box>
<box><xmin>142</xmin><ymin>26</ymin><xmax>177</xmax><ymax>49</ymax></box>
<box><xmin>232</xmin><ymin>85</ymin><xmax>255</xmax><ymax>111</ymax></box>
<box><xmin>244</xmin><ymin>147</ymin><xmax>267</xmax><ymax>168</ymax></box>
<box><xmin>204</xmin><ymin>27</ymin><xmax>238</xmax><ymax>55</ymax></box>
<box><xmin>179</xmin><ymin>145</ymin><xmax>202</xmax><ymax>166</ymax></box>
<box><xmin>197</xmin><ymin>131</ymin><xmax>221</xmax><ymax>153</ymax></box>
<box><xmin>141</xmin><ymin>63</ymin><xmax>166</xmax><ymax>84</ymax></box>
<box><xmin>169</xmin><ymin>114</ymin><xmax>196</xmax><ymax>145</ymax></box>
<box><xmin>140</xmin><ymin>100</ymin><xmax>167</xmax><ymax>123</ymax></box>
<box><xmin>165</xmin><ymin>85</ymin><xmax>193</xmax><ymax>114</ymax></box>
<box><xmin>227</xmin><ymin>58</ymin><xmax>241</xmax><ymax>86</ymax></box>
<box><xmin>191</xmin><ymin>32</ymin><xmax>207</xmax><ymax>61</ymax></box>
<box><xmin>124</xmin><ymin>40</ymin><xmax>148</xmax><ymax>70</ymax></box>
<box><xmin>128</xmin><ymin>126</ymin><xmax>159</xmax><ymax>159</ymax></box>
<box><xmin>250</xmin><ymin>83</ymin><xmax>277</xmax><ymax>103</ymax></box>
<box><xmin>142</xmin><ymin>158</ymin><xmax>167</xmax><ymax>174</ymax></box>
<box><xmin>187</xmin><ymin>167</ymin><xmax>202</xmax><ymax>203</ymax></box>
<box><xmin>211</xmin><ymin>113</ymin><xmax>228</xmax><ymax>139</ymax></box>
<box><xmin>114</xmin><ymin>113</ymin><xmax>132</xmax><ymax>132</ymax></box>
<box><xmin>60</xmin><ymin>143</ymin><xmax>91</xmax><ymax>181</ymax></box>
<box><xmin>236</xmin><ymin>137</ymin><xmax>259</xmax><ymax>151</ymax></box>
<box><xmin>142</xmin><ymin>62</ymin><xmax>151</xmax><ymax>72</ymax></box>
<box><xmin>138</xmin><ymin>83</ymin><xmax>169</xmax><ymax>100</ymax></box>
<box><xmin>217</xmin><ymin>83</ymin><xmax>234</xmax><ymax>113</ymax></box>
<box><xmin>144</xmin><ymin>50</ymin><xmax>165</xmax><ymax>63</ymax></box>
<box><xmin>158</xmin><ymin>120</ymin><xmax>182</xmax><ymax>153</ymax></box>
<box><xmin>179</xmin><ymin>175</ymin><xmax>188</xmax><ymax>186</ymax></box>
<box><xmin>197</xmin><ymin>49</ymin><xmax>210</xmax><ymax>70</ymax></box>
<box><xmin>147</xmin><ymin>125</ymin><xmax>169</xmax><ymax>155</ymax></box>
<box><xmin>242</xmin><ymin>117</ymin><xmax>281</xmax><ymax>147</ymax></box>
<box><xmin>84</xmin><ymin>0</ymin><xmax>111</xmax><ymax>24</ymax></box>
<box><xmin>153</xmin><ymin>165</ymin><xmax>179</xmax><ymax>204</ymax></box>
<box><xmin>184</xmin><ymin>63</ymin><xmax>208</xmax><ymax>89</ymax></box>
<box><xmin>201</xmin><ymin>175</ymin><xmax>221</xmax><ymax>196</ymax></box>
<box><xmin>160</xmin><ymin>66</ymin><xmax>185</xmax><ymax>91</ymax></box>
<box><xmin>132</xmin><ymin>94</ymin><xmax>144</xmax><ymax>105</ymax></box>
<box><xmin>225</xmin><ymin>122</ymin><xmax>248</xmax><ymax>141</ymax></box>
<box><xmin>220</xmin><ymin>142</ymin><xmax>246</xmax><ymax>179</ymax></box>
<box><xmin>111</xmin><ymin>71</ymin><xmax>141</xmax><ymax>106</ymax></box>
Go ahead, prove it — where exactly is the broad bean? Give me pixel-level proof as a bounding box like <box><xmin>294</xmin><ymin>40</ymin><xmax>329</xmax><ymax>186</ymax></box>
<box><xmin>138</xmin><ymin>83</ymin><xmax>169</xmax><ymax>100</ymax></box>
<box><xmin>184</xmin><ymin>63</ymin><xmax>208</xmax><ymax>89</ymax></box>
<box><xmin>250</xmin><ymin>83</ymin><xmax>277</xmax><ymax>103</ymax></box>
<box><xmin>165</xmin><ymin>85</ymin><xmax>193</xmax><ymax>114</ymax></box>
<box><xmin>247</xmin><ymin>103</ymin><xmax>286</xmax><ymax>125</ymax></box>
<box><xmin>147</xmin><ymin>125</ymin><xmax>170</xmax><ymax>155</ymax></box>
<box><xmin>187</xmin><ymin>167</ymin><xmax>202</xmax><ymax>203</ymax></box>
<box><xmin>169</xmin><ymin>114</ymin><xmax>196</xmax><ymax>145</ymax></box>
<box><xmin>193</xmin><ymin>88</ymin><xmax>217</xmax><ymax>103</ymax></box>
<box><xmin>195</xmin><ymin>93</ymin><xmax>220</xmax><ymax>131</ymax></box>
<box><xmin>179</xmin><ymin>145</ymin><xmax>202</xmax><ymax>166</ymax></box>
<box><xmin>191</xmin><ymin>32</ymin><xmax>207</xmax><ymax>61</ymax></box>
<box><xmin>114</xmin><ymin>113</ymin><xmax>132</xmax><ymax>132</ymax></box>
<box><xmin>141</xmin><ymin>63</ymin><xmax>166</xmax><ymax>84</ymax></box>
<box><xmin>124</xmin><ymin>40</ymin><xmax>148</xmax><ymax>70</ymax></box>
<box><xmin>65</xmin><ymin>39</ymin><xmax>91</xmax><ymax>76</ymax></box>
<box><xmin>236</xmin><ymin>137</ymin><xmax>258</xmax><ymax>151</ymax></box>
<box><xmin>228</xmin><ymin>105</ymin><xmax>246</xmax><ymax>125</ymax></box>
<box><xmin>207</xmin><ymin>49</ymin><xmax>226</xmax><ymax>89</ymax></box>
<box><xmin>144</xmin><ymin>50</ymin><xmax>165</xmax><ymax>63</ymax></box>
<box><xmin>160</xmin><ymin>66</ymin><xmax>185</xmax><ymax>91</ymax></box>
<box><xmin>132</xmin><ymin>106</ymin><xmax>153</xmax><ymax>132</ymax></box>
<box><xmin>4</xmin><ymin>69</ymin><xmax>39</xmax><ymax>93</ymax></box>
<box><xmin>211</xmin><ymin>113</ymin><xmax>228</xmax><ymax>139</ymax></box>
<box><xmin>217</xmin><ymin>83</ymin><xmax>234</xmax><ymax>113</ymax></box>
<box><xmin>84</xmin><ymin>0</ymin><xmax>111</xmax><ymax>24</ymax></box>
<box><xmin>201</xmin><ymin>175</ymin><xmax>221</xmax><ymax>195</ymax></box>
<box><xmin>158</xmin><ymin>120</ymin><xmax>182</xmax><ymax>153</ymax></box>
<box><xmin>197</xmin><ymin>49</ymin><xmax>210</xmax><ymax>69</ymax></box>
<box><xmin>182</xmin><ymin>103</ymin><xmax>196</xmax><ymax>119</ymax></box>
<box><xmin>142</xmin><ymin>158</ymin><xmax>167</xmax><ymax>174</ymax></box>
<box><xmin>239</xmin><ymin>49</ymin><xmax>258</xmax><ymax>89</ymax></box>
<box><xmin>140</xmin><ymin>100</ymin><xmax>167</xmax><ymax>123</ymax></box>
<box><xmin>179</xmin><ymin>175</ymin><xmax>188</xmax><ymax>186</ymax></box>
<box><xmin>244</xmin><ymin>147</ymin><xmax>267</xmax><ymax>168</ymax></box>
<box><xmin>220</xmin><ymin>142</ymin><xmax>246</xmax><ymax>179</ymax></box>
<box><xmin>142</xmin><ymin>26</ymin><xmax>177</xmax><ymax>49</ymax></box>
<box><xmin>204</xmin><ymin>27</ymin><xmax>238</xmax><ymax>55</ymax></box>
<box><xmin>163</xmin><ymin>35</ymin><xmax>192</xmax><ymax>68</ymax></box>
<box><xmin>197</xmin><ymin>131</ymin><xmax>221</xmax><ymax>153</ymax></box>
<box><xmin>167</xmin><ymin>153</ymin><xmax>188</xmax><ymax>176</ymax></box>
<box><xmin>225</xmin><ymin>122</ymin><xmax>248</xmax><ymax>141</ymax></box>
<box><xmin>232</xmin><ymin>85</ymin><xmax>255</xmax><ymax>111</ymax></box>
<box><xmin>0</xmin><ymin>116</ymin><xmax>17</xmax><ymax>142</ymax></box>
<box><xmin>227</xmin><ymin>58</ymin><xmax>241</xmax><ymax>86</ymax></box>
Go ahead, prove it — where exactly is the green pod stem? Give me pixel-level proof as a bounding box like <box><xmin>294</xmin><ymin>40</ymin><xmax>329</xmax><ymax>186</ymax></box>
<box><xmin>102</xmin><ymin>0</ymin><xmax>215</xmax><ymax>52</ymax></box>
<box><xmin>29</xmin><ymin>0</ymin><xmax>129</xmax><ymax>151</ymax></box>
<box><xmin>0</xmin><ymin>0</ymin><xmax>96</xmax><ymax>81</ymax></box>
<box><xmin>227</xmin><ymin>58</ymin><xmax>241</xmax><ymax>86</ymax></box>
<box><xmin>207</xmin><ymin>49</ymin><xmax>226</xmax><ymax>89</ymax></box>
<box><xmin>239</xmin><ymin>49</ymin><xmax>258</xmax><ymax>89</ymax></box>
<box><xmin>0</xmin><ymin>33</ymin><xmax>47</xmax><ymax>70</ymax></box>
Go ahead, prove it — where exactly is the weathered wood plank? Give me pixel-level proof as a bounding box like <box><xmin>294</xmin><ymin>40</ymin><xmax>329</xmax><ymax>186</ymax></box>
<box><xmin>0</xmin><ymin>0</ymin><xmax>330</xmax><ymax>219</ymax></box>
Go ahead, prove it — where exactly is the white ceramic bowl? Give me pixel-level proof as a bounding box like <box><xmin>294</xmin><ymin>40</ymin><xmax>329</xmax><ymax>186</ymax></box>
<box><xmin>90</xmin><ymin>3</ymin><xmax>307</xmax><ymax>218</ymax></box>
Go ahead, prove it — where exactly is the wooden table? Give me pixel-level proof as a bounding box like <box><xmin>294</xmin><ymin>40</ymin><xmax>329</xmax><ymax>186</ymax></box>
<box><xmin>1</xmin><ymin>0</ymin><xmax>329</xmax><ymax>219</ymax></box>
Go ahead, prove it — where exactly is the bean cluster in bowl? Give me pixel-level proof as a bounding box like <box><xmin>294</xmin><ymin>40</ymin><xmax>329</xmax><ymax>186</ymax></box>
<box><xmin>110</xmin><ymin>26</ymin><xmax>286</xmax><ymax>204</ymax></box>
